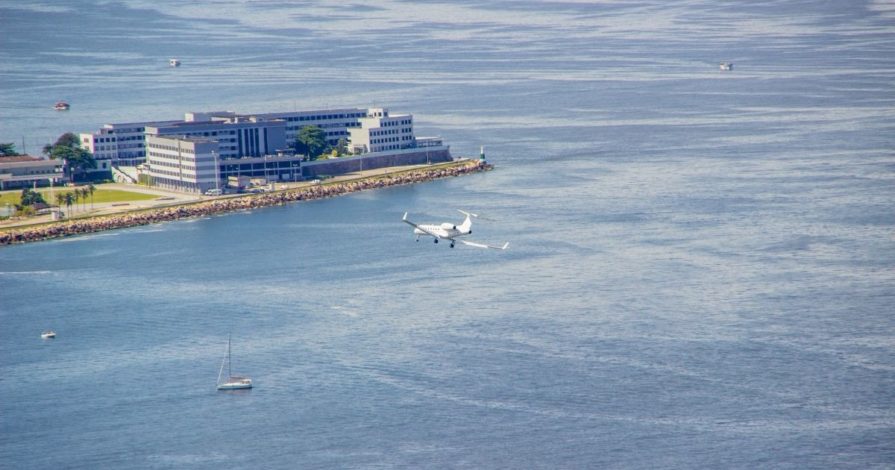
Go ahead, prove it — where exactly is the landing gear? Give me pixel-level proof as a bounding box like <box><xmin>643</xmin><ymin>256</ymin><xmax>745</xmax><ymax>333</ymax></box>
<box><xmin>450</xmin><ymin>242</ymin><xmax>455</xmax><ymax>248</ymax></box>
<box><xmin>434</xmin><ymin>239</ymin><xmax>438</xmax><ymax>244</ymax></box>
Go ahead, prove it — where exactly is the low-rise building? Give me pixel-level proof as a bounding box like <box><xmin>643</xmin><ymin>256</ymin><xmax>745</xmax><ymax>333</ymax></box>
<box><xmin>146</xmin><ymin>116</ymin><xmax>288</xmax><ymax>160</ymax></box>
<box><xmin>81</xmin><ymin>108</ymin><xmax>367</xmax><ymax>166</ymax></box>
<box><xmin>0</xmin><ymin>156</ymin><xmax>65</xmax><ymax>190</ymax></box>
<box><xmin>145</xmin><ymin>135</ymin><xmax>304</xmax><ymax>194</ymax></box>
<box><xmin>145</xmin><ymin>135</ymin><xmax>221</xmax><ymax>194</ymax></box>
<box><xmin>217</xmin><ymin>153</ymin><xmax>303</xmax><ymax>184</ymax></box>
<box><xmin>348</xmin><ymin>108</ymin><xmax>415</xmax><ymax>154</ymax></box>
<box><xmin>80</xmin><ymin>120</ymin><xmax>181</xmax><ymax>168</ymax></box>
<box><xmin>247</xmin><ymin>108</ymin><xmax>368</xmax><ymax>147</ymax></box>
<box><xmin>83</xmin><ymin>106</ymin><xmax>452</xmax><ymax>191</ymax></box>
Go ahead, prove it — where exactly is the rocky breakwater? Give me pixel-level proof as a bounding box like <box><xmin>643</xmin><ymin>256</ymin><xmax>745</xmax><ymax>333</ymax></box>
<box><xmin>0</xmin><ymin>161</ymin><xmax>492</xmax><ymax>246</ymax></box>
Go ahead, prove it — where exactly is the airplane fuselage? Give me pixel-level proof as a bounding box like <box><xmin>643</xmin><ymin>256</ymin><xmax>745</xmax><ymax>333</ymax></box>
<box><xmin>413</xmin><ymin>224</ymin><xmax>470</xmax><ymax>241</ymax></box>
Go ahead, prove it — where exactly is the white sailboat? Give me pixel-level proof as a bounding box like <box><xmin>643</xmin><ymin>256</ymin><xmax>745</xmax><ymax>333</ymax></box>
<box><xmin>217</xmin><ymin>335</ymin><xmax>252</xmax><ymax>390</ymax></box>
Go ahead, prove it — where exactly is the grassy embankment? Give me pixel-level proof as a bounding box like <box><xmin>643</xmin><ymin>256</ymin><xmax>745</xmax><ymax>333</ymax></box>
<box><xmin>0</xmin><ymin>187</ymin><xmax>157</xmax><ymax>206</ymax></box>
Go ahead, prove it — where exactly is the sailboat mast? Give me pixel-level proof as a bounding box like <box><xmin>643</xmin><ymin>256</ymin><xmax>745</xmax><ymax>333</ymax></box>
<box><xmin>228</xmin><ymin>334</ymin><xmax>232</xmax><ymax>378</ymax></box>
<box><xmin>217</xmin><ymin>356</ymin><xmax>226</xmax><ymax>386</ymax></box>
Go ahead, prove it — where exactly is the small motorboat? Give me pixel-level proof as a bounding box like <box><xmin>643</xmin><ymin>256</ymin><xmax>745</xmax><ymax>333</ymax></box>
<box><xmin>54</xmin><ymin>101</ymin><xmax>70</xmax><ymax>111</ymax></box>
<box><xmin>41</xmin><ymin>330</ymin><xmax>56</xmax><ymax>339</ymax></box>
<box><xmin>169</xmin><ymin>58</ymin><xmax>181</xmax><ymax>67</ymax></box>
<box><xmin>719</xmin><ymin>62</ymin><xmax>733</xmax><ymax>71</ymax></box>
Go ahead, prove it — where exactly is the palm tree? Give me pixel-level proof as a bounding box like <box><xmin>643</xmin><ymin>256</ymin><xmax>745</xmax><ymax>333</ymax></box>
<box><xmin>54</xmin><ymin>193</ymin><xmax>65</xmax><ymax>217</ymax></box>
<box><xmin>87</xmin><ymin>184</ymin><xmax>96</xmax><ymax>209</ymax></box>
<box><xmin>70</xmin><ymin>189</ymin><xmax>78</xmax><ymax>213</ymax></box>
<box><xmin>78</xmin><ymin>187</ymin><xmax>88</xmax><ymax>212</ymax></box>
<box><xmin>63</xmin><ymin>192</ymin><xmax>74</xmax><ymax>217</ymax></box>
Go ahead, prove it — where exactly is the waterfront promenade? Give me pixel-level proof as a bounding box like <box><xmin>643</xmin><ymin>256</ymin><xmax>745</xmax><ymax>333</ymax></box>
<box><xmin>0</xmin><ymin>159</ymin><xmax>491</xmax><ymax>246</ymax></box>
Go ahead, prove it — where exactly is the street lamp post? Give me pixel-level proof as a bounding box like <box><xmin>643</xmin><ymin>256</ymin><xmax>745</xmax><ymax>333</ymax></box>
<box><xmin>213</xmin><ymin>150</ymin><xmax>220</xmax><ymax>193</ymax></box>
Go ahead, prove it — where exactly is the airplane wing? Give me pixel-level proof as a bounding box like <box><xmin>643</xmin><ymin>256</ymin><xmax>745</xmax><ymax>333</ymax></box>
<box><xmin>402</xmin><ymin>212</ymin><xmax>416</xmax><ymax>227</ymax></box>
<box><xmin>402</xmin><ymin>212</ymin><xmax>442</xmax><ymax>238</ymax></box>
<box><xmin>459</xmin><ymin>240</ymin><xmax>510</xmax><ymax>250</ymax></box>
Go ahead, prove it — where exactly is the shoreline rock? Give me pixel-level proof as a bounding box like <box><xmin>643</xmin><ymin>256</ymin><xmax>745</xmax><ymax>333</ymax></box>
<box><xmin>0</xmin><ymin>161</ymin><xmax>492</xmax><ymax>246</ymax></box>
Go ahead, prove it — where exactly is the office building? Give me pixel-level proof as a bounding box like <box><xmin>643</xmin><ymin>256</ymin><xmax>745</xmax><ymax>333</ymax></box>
<box><xmin>80</xmin><ymin>119</ymin><xmax>181</xmax><ymax>168</ymax></box>
<box><xmin>348</xmin><ymin>108</ymin><xmax>415</xmax><ymax>154</ymax></box>
<box><xmin>145</xmin><ymin>135</ymin><xmax>221</xmax><ymax>193</ymax></box>
<box><xmin>0</xmin><ymin>156</ymin><xmax>65</xmax><ymax>190</ymax></box>
<box><xmin>146</xmin><ymin>115</ymin><xmax>288</xmax><ymax>160</ymax></box>
<box><xmin>247</xmin><ymin>108</ymin><xmax>368</xmax><ymax>147</ymax></box>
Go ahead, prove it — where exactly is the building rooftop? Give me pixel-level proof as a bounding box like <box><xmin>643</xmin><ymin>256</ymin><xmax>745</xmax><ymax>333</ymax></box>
<box><xmin>0</xmin><ymin>155</ymin><xmax>44</xmax><ymax>163</ymax></box>
<box><xmin>149</xmin><ymin>135</ymin><xmax>216</xmax><ymax>144</ymax></box>
<box><xmin>103</xmin><ymin>120</ymin><xmax>182</xmax><ymax>129</ymax></box>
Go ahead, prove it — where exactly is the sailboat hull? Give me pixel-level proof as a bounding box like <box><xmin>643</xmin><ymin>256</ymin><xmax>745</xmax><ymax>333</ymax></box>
<box><xmin>217</xmin><ymin>378</ymin><xmax>253</xmax><ymax>390</ymax></box>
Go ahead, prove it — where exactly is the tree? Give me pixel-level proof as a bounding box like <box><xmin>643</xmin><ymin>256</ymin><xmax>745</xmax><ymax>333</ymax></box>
<box><xmin>44</xmin><ymin>132</ymin><xmax>96</xmax><ymax>183</ymax></box>
<box><xmin>296</xmin><ymin>126</ymin><xmax>327</xmax><ymax>160</ymax></box>
<box><xmin>42</xmin><ymin>133</ymin><xmax>80</xmax><ymax>156</ymax></box>
<box><xmin>78</xmin><ymin>188</ymin><xmax>88</xmax><ymax>211</ymax></box>
<box><xmin>0</xmin><ymin>142</ymin><xmax>21</xmax><ymax>156</ymax></box>
<box><xmin>19</xmin><ymin>188</ymin><xmax>47</xmax><ymax>207</ymax></box>
<box><xmin>87</xmin><ymin>184</ymin><xmax>96</xmax><ymax>209</ymax></box>
<box><xmin>335</xmin><ymin>138</ymin><xmax>348</xmax><ymax>157</ymax></box>
<box><xmin>63</xmin><ymin>192</ymin><xmax>74</xmax><ymax>216</ymax></box>
<box><xmin>55</xmin><ymin>193</ymin><xmax>65</xmax><ymax>210</ymax></box>
<box><xmin>71</xmin><ymin>190</ymin><xmax>80</xmax><ymax>213</ymax></box>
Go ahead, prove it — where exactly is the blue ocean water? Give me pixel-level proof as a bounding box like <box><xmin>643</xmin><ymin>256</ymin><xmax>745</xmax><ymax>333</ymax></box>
<box><xmin>2</xmin><ymin>1</ymin><xmax>894</xmax><ymax>468</ymax></box>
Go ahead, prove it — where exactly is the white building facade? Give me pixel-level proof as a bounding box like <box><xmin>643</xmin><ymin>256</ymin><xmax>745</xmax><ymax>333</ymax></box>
<box><xmin>348</xmin><ymin>108</ymin><xmax>415</xmax><ymax>154</ymax></box>
<box><xmin>80</xmin><ymin>120</ymin><xmax>181</xmax><ymax>168</ymax></box>
<box><xmin>248</xmin><ymin>108</ymin><xmax>368</xmax><ymax>147</ymax></box>
<box><xmin>79</xmin><ymin>107</ymin><xmax>403</xmax><ymax>167</ymax></box>
<box><xmin>80</xmin><ymin>106</ymin><xmax>450</xmax><ymax>187</ymax></box>
<box><xmin>145</xmin><ymin>135</ymin><xmax>220</xmax><ymax>193</ymax></box>
<box><xmin>146</xmin><ymin>116</ymin><xmax>288</xmax><ymax>160</ymax></box>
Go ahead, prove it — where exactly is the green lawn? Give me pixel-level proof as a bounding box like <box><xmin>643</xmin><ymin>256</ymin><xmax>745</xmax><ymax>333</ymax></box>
<box><xmin>0</xmin><ymin>187</ymin><xmax>158</xmax><ymax>206</ymax></box>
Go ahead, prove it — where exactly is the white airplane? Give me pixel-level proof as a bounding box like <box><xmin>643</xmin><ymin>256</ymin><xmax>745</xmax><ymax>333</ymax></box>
<box><xmin>402</xmin><ymin>210</ymin><xmax>509</xmax><ymax>250</ymax></box>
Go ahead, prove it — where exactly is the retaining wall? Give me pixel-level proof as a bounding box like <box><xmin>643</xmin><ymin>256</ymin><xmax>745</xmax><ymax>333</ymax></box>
<box><xmin>0</xmin><ymin>160</ymin><xmax>491</xmax><ymax>246</ymax></box>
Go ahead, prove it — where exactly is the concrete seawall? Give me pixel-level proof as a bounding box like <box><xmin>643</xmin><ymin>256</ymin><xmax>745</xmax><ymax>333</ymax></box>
<box><xmin>302</xmin><ymin>148</ymin><xmax>452</xmax><ymax>178</ymax></box>
<box><xmin>0</xmin><ymin>160</ymin><xmax>491</xmax><ymax>246</ymax></box>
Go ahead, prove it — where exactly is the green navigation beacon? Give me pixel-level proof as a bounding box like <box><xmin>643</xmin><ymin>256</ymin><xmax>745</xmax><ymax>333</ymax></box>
<box><xmin>480</xmin><ymin>145</ymin><xmax>486</xmax><ymax>162</ymax></box>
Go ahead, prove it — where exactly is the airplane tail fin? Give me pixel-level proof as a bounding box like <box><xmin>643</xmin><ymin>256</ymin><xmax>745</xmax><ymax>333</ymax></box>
<box><xmin>457</xmin><ymin>210</ymin><xmax>476</xmax><ymax>233</ymax></box>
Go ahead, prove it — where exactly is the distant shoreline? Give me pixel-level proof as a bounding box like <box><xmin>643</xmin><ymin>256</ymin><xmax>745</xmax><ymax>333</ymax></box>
<box><xmin>0</xmin><ymin>160</ymin><xmax>492</xmax><ymax>246</ymax></box>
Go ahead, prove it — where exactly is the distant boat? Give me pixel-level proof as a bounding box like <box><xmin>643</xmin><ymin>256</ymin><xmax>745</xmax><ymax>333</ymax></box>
<box><xmin>54</xmin><ymin>101</ymin><xmax>70</xmax><ymax>111</ymax></box>
<box><xmin>41</xmin><ymin>330</ymin><xmax>56</xmax><ymax>339</ymax></box>
<box><xmin>217</xmin><ymin>335</ymin><xmax>252</xmax><ymax>390</ymax></box>
<box><xmin>169</xmin><ymin>58</ymin><xmax>181</xmax><ymax>67</ymax></box>
<box><xmin>719</xmin><ymin>62</ymin><xmax>733</xmax><ymax>71</ymax></box>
